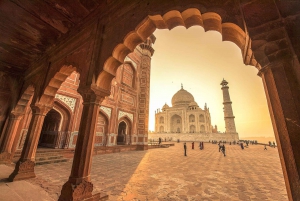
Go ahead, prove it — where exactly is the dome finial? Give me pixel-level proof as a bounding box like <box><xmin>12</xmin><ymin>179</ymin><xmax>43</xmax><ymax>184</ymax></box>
<box><xmin>181</xmin><ymin>83</ymin><xmax>183</xmax><ymax>89</ymax></box>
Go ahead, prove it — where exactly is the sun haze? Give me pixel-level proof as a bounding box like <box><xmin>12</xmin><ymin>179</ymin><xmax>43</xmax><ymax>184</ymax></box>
<box><xmin>149</xmin><ymin>26</ymin><xmax>274</xmax><ymax>139</ymax></box>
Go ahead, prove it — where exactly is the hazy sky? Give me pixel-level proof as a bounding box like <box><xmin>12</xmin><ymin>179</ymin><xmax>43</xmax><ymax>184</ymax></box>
<box><xmin>148</xmin><ymin>26</ymin><xmax>275</xmax><ymax>138</ymax></box>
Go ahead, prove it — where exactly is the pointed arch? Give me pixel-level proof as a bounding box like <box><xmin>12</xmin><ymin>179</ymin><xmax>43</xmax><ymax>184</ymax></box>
<box><xmin>96</xmin><ymin>8</ymin><xmax>260</xmax><ymax>92</ymax></box>
<box><xmin>94</xmin><ymin>111</ymin><xmax>109</xmax><ymax>146</ymax></box>
<box><xmin>117</xmin><ymin>116</ymin><xmax>132</xmax><ymax>145</ymax></box>
<box><xmin>39</xmin><ymin>65</ymin><xmax>78</xmax><ymax>106</ymax></box>
<box><xmin>12</xmin><ymin>85</ymin><xmax>35</xmax><ymax>115</ymax></box>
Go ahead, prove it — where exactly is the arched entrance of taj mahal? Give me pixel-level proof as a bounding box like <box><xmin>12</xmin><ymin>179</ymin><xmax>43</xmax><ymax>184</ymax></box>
<box><xmin>0</xmin><ymin>1</ymin><xmax>299</xmax><ymax>200</ymax></box>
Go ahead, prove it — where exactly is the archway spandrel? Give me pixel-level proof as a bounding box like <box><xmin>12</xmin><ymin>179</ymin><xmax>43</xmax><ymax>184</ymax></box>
<box><xmin>241</xmin><ymin>0</ymin><xmax>279</xmax><ymax>29</ymax></box>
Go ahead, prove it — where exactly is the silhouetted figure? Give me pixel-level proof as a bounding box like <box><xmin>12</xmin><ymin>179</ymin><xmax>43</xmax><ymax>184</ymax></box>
<box><xmin>159</xmin><ymin>137</ymin><xmax>161</xmax><ymax>144</ymax></box>
<box><xmin>221</xmin><ymin>145</ymin><xmax>226</xmax><ymax>156</ymax></box>
<box><xmin>184</xmin><ymin>143</ymin><xmax>187</xmax><ymax>156</ymax></box>
<box><xmin>177</xmin><ymin>139</ymin><xmax>179</xmax><ymax>143</ymax></box>
<box><xmin>273</xmin><ymin>141</ymin><xmax>276</xmax><ymax>148</ymax></box>
<box><xmin>218</xmin><ymin>143</ymin><xmax>222</xmax><ymax>152</ymax></box>
<box><xmin>264</xmin><ymin>145</ymin><xmax>267</xmax><ymax>150</ymax></box>
<box><xmin>192</xmin><ymin>142</ymin><xmax>194</xmax><ymax>149</ymax></box>
<box><xmin>241</xmin><ymin>143</ymin><xmax>244</xmax><ymax>150</ymax></box>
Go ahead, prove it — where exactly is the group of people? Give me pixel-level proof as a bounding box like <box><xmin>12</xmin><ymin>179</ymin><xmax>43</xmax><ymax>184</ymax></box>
<box><xmin>183</xmin><ymin>140</ymin><xmax>275</xmax><ymax>156</ymax></box>
<box><xmin>268</xmin><ymin>141</ymin><xmax>276</xmax><ymax>147</ymax></box>
<box><xmin>190</xmin><ymin>142</ymin><xmax>204</xmax><ymax>150</ymax></box>
<box><xmin>183</xmin><ymin>141</ymin><xmax>205</xmax><ymax>156</ymax></box>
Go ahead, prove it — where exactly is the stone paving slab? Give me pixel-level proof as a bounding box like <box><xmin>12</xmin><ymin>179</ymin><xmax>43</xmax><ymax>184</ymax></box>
<box><xmin>0</xmin><ymin>165</ymin><xmax>54</xmax><ymax>201</ymax></box>
<box><xmin>1</xmin><ymin>143</ymin><xmax>288</xmax><ymax>200</ymax></box>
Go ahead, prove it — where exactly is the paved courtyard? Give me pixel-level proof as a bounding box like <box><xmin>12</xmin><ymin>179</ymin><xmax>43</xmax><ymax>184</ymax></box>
<box><xmin>1</xmin><ymin>143</ymin><xmax>288</xmax><ymax>201</ymax></box>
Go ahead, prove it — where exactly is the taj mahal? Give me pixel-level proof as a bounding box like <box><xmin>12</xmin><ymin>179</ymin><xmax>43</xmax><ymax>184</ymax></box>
<box><xmin>149</xmin><ymin>79</ymin><xmax>239</xmax><ymax>142</ymax></box>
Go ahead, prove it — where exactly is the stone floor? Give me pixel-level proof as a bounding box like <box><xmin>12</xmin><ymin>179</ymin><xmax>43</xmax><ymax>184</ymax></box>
<box><xmin>1</xmin><ymin>143</ymin><xmax>288</xmax><ymax>201</ymax></box>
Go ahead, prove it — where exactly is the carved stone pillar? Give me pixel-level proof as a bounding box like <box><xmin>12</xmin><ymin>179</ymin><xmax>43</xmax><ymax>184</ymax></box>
<box><xmin>0</xmin><ymin>113</ymin><xmax>23</xmax><ymax>163</ymax></box>
<box><xmin>59</xmin><ymin>86</ymin><xmax>108</xmax><ymax>201</ymax></box>
<box><xmin>107</xmin><ymin>106</ymin><xmax>117</xmax><ymax>146</ymax></box>
<box><xmin>8</xmin><ymin>105</ymin><xmax>51</xmax><ymax>181</ymax></box>
<box><xmin>259</xmin><ymin>60</ymin><xmax>300</xmax><ymax>201</ymax></box>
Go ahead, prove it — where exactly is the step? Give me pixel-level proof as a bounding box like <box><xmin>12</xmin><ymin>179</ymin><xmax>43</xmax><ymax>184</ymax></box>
<box><xmin>35</xmin><ymin>155</ymin><xmax>64</xmax><ymax>162</ymax></box>
<box><xmin>35</xmin><ymin>158</ymin><xmax>68</xmax><ymax>166</ymax></box>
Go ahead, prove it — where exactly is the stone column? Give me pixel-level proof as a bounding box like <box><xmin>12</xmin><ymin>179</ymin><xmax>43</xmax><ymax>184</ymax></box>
<box><xmin>8</xmin><ymin>105</ymin><xmax>50</xmax><ymax>181</ymax></box>
<box><xmin>136</xmin><ymin>41</ymin><xmax>154</xmax><ymax>150</ymax></box>
<box><xmin>259</xmin><ymin>60</ymin><xmax>300</xmax><ymax>201</ymax></box>
<box><xmin>59</xmin><ymin>87</ymin><xmax>108</xmax><ymax>201</ymax></box>
<box><xmin>0</xmin><ymin>113</ymin><xmax>23</xmax><ymax>163</ymax></box>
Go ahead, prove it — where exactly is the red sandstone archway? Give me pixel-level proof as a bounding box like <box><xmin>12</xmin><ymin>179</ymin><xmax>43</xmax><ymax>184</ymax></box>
<box><xmin>117</xmin><ymin>117</ymin><xmax>132</xmax><ymax>145</ymax></box>
<box><xmin>96</xmin><ymin>9</ymin><xmax>258</xmax><ymax>91</ymax></box>
<box><xmin>0</xmin><ymin>85</ymin><xmax>35</xmax><ymax>160</ymax></box>
<box><xmin>12</xmin><ymin>85</ymin><xmax>35</xmax><ymax>115</ymax></box>
<box><xmin>92</xmin><ymin>10</ymin><xmax>300</xmax><ymax>201</ymax></box>
<box><xmin>38</xmin><ymin>65</ymin><xmax>78</xmax><ymax>106</ymax></box>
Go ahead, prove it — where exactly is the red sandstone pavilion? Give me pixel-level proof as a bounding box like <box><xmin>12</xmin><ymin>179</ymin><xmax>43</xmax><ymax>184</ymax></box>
<box><xmin>0</xmin><ymin>1</ymin><xmax>299</xmax><ymax>201</ymax></box>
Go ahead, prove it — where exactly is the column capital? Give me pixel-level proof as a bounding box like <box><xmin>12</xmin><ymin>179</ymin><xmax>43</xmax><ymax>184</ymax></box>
<box><xmin>9</xmin><ymin>112</ymin><xmax>24</xmax><ymax>119</ymax></box>
<box><xmin>258</xmin><ymin>59</ymin><xmax>291</xmax><ymax>77</ymax></box>
<box><xmin>30</xmin><ymin>104</ymin><xmax>52</xmax><ymax>116</ymax></box>
<box><xmin>78</xmin><ymin>85</ymin><xmax>110</xmax><ymax>105</ymax></box>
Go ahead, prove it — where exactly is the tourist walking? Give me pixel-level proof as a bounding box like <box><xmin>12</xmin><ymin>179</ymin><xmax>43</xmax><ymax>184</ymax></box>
<box><xmin>218</xmin><ymin>142</ymin><xmax>222</xmax><ymax>152</ymax></box>
<box><xmin>241</xmin><ymin>143</ymin><xmax>244</xmax><ymax>150</ymax></box>
<box><xmin>184</xmin><ymin>143</ymin><xmax>187</xmax><ymax>156</ymax></box>
<box><xmin>199</xmin><ymin>142</ymin><xmax>204</xmax><ymax>150</ymax></box>
<box><xmin>192</xmin><ymin>142</ymin><xmax>194</xmax><ymax>149</ymax></box>
<box><xmin>221</xmin><ymin>144</ymin><xmax>226</xmax><ymax>156</ymax></box>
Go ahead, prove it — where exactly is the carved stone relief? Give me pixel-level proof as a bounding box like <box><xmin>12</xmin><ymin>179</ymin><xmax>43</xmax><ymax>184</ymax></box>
<box><xmin>118</xmin><ymin>111</ymin><xmax>133</xmax><ymax>122</ymax></box>
<box><xmin>55</xmin><ymin>94</ymin><xmax>77</xmax><ymax>112</ymax></box>
<box><xmin>100</xmin><ymin>106</ymin><xmax>112</xmax><ymax>118</ymax></box>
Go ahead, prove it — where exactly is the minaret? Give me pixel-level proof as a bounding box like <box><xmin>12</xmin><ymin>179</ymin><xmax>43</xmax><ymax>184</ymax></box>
<box><xmin>221</xmin><ymin>79</ymin><xmax>237</xmax><ymax>133</ymax></box>
<box><xmin>136</xmin><ymin>35</ymin><xmax>155</xmax><ymax>149</ymax></box>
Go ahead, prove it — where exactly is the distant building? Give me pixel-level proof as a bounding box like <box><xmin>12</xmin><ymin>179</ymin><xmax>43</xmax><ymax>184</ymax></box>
<box><xmin>155</xmin><ymin>84</ymin><xmax>214</xmax><ymax>134</ymax></box>
<box><xmin>149</xmin><ymin>80</ymin><xmax>239</xmax><ymax>142</ymax></box>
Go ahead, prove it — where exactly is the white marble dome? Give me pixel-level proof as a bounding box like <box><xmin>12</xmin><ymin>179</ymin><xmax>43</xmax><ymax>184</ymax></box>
<box><xmin>171</xmin><ymin>86</ymin><xmax>195</xmax><ymax>107</ymax></box>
